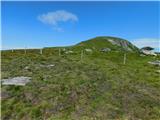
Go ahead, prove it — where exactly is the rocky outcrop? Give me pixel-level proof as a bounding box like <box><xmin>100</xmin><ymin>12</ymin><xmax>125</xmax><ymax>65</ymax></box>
<box><xmin>1</xmin><ymin>76</ymin><xmax>31</xmax><ymax>86</ymax></box>
<box><xmin>148</xmin><ymin>61</ymin><xmax>160</xmax><ymax>66</ymax></box>
<box><xmin>85</xmin><ymin>48</ymin><xmax>92</xmax><ymax>52</ymax></box>
<box><xmin>141</xmin><ymin>50</ymin><xmax>157</xmax><ymax>56</ymax></box>
<box><xmin>140</xmin><ymin>47</ymin><xmax>157</xmax><ymax>56</ymax></box>
<box><xmin>100</xmin><ymin>48</ymin><xmax>111</xmax><ymax>52</ymax></box>
<box><xmin>77</xmin><ymin>36</ymin><xmax>139</xmax><ymax>52</ymax></box>
<box><xmin>107</xmin><ymin>38</ymin><xmax>136</xmax><ymax>51</ymax></box>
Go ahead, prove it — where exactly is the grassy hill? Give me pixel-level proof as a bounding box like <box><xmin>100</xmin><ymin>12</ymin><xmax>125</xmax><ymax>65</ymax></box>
<box><xmin>1</xmin><ymin>37</ymin><xmax>160</xmax><ymax>120</ymax></box>
<box><xmin>76</xmin><ymin>36</ymin><xmax>139</xmax><ymax>52</ymax></box>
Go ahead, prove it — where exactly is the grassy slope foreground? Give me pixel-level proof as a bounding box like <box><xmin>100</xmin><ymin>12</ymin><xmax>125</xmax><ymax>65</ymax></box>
<box><xmin>1</xmin><ymin>37</ymin><xmax>160</xmax><ymax>120</ymax></box>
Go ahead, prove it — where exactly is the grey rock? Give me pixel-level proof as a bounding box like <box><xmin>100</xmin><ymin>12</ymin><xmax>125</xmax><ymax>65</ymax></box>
<box><xmin>65</xmin><ymin>50</ymin><xmax>74</xmax><ymax>54</ymax></box>
<box><xmin>148</xmin><ymin>61</ymin><xmax>160</xmax><ymax>66</ymax></box>
<box><xmin>107</xmin><ymin>38</ymin><xmax>135</xmax><ymax>51</ymax></box>
<box><xmin>140</xmin><ymin>49</ymin><xmax>157</xmax><ymax>56</ymax></box>
<box><xmin>100</xmin><ymin>48</ymin><xmax>111</xmax><ymax>52</ymax></box>
<box><xmin>85</xmin><ymin>48</ymin><xmax>92</xmax><ymax>52</ymax></box>
<box><xmin>40</xmin><ymin>64</ymin><xmax>55</xmax><ymax>68</ymax></box>
<box><xmin>1</xmin><ymin>76</ymin><xmax>31</xmax><ymax>86</ymax></box>
<box><xmin>24</xmin><ymin>66</ymin><xmax>29</xmax><ymax>70</ymax></box>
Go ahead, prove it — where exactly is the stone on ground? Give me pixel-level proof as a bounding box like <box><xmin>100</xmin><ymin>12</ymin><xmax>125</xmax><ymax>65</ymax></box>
<box><xmin>1</xmin><ymin>76</ymin><xmax>31</xmax><ymax>86</ymax></box>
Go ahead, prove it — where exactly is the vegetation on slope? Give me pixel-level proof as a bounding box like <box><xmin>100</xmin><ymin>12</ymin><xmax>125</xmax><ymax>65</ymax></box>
<box><xmin>76</xmin><ymin>36</ymin><xmax>139</xmax><ymax>52</ymax></box>
<box><xmin>1</xmin><ymin>37</ymin><xmax>160</xmax><ymax>120</ymax></box>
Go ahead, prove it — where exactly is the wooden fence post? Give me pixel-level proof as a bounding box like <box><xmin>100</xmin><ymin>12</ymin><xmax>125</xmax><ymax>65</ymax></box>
<box><xmin>40</xmin><ymin>48</ymin><xmax>43</xmax><ymax>54</ymax></box>
<box><xmin>59</xmin><ymin>48</ymin><xmax>61</xmax><ymax>56</ymax></box>
<box><xmin>123</xmin><ymin>53</ymin><xmax>126</xmax><ymax>64</ymax></box>
<box><xmin>81</xmin><ymin>50</ymin><xmax>83</xmax><ymax>61</ymax></box>
<box><xmin>24</xmin><ymin>47</ymin><xmax>27</xmax><ymax>54</ymax></box>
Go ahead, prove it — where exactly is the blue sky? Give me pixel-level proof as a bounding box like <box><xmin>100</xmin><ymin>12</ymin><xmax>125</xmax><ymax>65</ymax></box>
<box><xmin>2</xmin><ymin>1</ymin><xmax>160</xmax><ymax>51</ymax></box>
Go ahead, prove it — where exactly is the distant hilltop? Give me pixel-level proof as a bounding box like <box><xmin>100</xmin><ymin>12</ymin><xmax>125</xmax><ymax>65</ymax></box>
<box><xmin>76</xmin><ymin>36</ymin><xmax>139</xmax><ymax>52</ymax></box>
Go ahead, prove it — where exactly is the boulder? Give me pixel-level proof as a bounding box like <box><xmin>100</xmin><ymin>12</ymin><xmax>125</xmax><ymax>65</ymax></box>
<box><xmin>148</xmin><ymin>61</ymin><xmax>160</xmax><ymax>66</ymax></box>
<box><xmin>140</xmin><ymin>47</ymin><xmax>157</xmax><ymax>56</ymax></box>
<box><xmin>85</xmin><ymin>48</ymin><xmax>92</xmax><ymax>52</ymax></box>
<box><xmin>1</xmin><ymin>76</ymin><xmax>31</xmax><ymax>86</ymax></box>
<box><xmin>141</xmin><ymin>50</ymin><xmax>157</xmax><ymax>56</ymax></box>
<box><xmin>100</xmin><ymin>48</ymin><xmax>111</xmax><ymax>52</ymax></box>
<box><xmin>65</xmin><ymin>50</ymin><xmax>74</xmax><ymax>54</ymax></box>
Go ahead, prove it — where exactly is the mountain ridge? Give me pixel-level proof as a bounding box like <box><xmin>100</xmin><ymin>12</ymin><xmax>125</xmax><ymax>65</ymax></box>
<box><xmin>76</xmin><ymin>36</ymin><xmax>139</xmax><ymax>52</ymax></box>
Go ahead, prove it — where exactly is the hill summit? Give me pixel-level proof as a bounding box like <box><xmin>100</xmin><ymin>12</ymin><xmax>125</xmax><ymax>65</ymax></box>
<box><xmin>77</xmin><ymin>36</ymin><xmax>139</xmax><ymax>52</ymax></box>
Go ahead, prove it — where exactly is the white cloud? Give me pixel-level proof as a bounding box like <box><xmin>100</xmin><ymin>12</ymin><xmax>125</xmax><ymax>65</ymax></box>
<box><xmin>38</xmin><ymin>10</ymin><xmax>78</xmax><ymax>27</ymax></box>
<box><xmin>132</xmin><ymin>38</ymin><xmax>160</xmax><ymax>50</ymax></box>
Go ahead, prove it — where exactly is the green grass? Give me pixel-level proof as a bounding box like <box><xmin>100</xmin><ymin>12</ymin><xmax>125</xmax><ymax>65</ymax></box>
<box><xmin>1</xmin><ymin>45</ymin><xmax>160</xmax><ymax>120</ymax></box>
<box><xmin>76</xmin><ymin>36</ymin><xmax>139</xmax><ymax>52</ymax></box>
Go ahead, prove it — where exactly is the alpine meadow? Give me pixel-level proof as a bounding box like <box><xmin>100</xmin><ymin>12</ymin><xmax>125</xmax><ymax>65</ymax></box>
<box><xmin>1</xmin><ymin>1</ymin><xmax>160</xmax><ymax>120</ymax></box>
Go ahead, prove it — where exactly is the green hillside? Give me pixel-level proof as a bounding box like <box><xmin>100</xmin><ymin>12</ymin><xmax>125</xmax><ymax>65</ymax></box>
<box><xmin>1</xmin><ymin>37</ymin><xmax>160</xmax><ymax>120</ymax></box>
<box><xmin>76</xmin><ymin>36</ymin><xmax>139</xmax><ymax>52</ymax></box>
